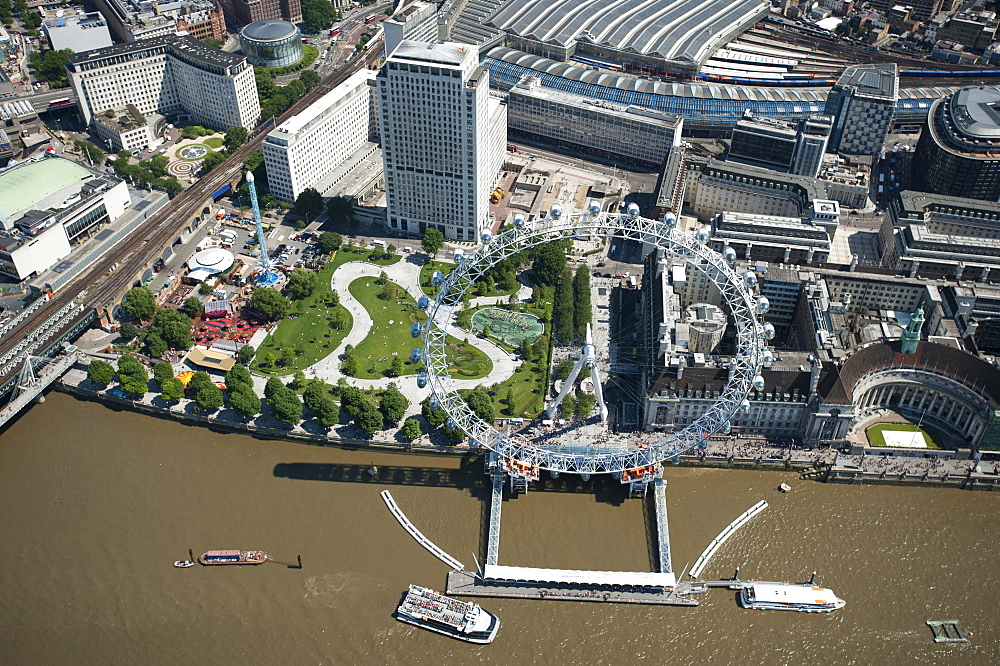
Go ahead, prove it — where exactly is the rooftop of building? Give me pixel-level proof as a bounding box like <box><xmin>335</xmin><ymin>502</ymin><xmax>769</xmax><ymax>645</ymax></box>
<box><xmin>267</xmin><ymin>70</ymin><xmax>375</xmax><ymax>140</ymax></box>
<box><xmin>511</xmin><ymin>75</ymin><xmax>680</xmax><ymax>125</ymax></box>
<box><xmin>391</xmin><ymin>40</ymin><xmax>472</xmax><ymax>66</ymax></box>
<box><xmin>485</xmin><ymin>0</ymin><xmax>767</xmax><ymax>64</ymax></box>
<box><xmin>896</xmin><ymin>189</ymin><xmax>1000</xmax><ymax>216</ymax></box>
<box><xmin>702</xmin><ymin>160</ymin><xmax>828</xmax><ymax>201</ymax></box>
<box><xmin>821</xmin><ymin>339</ymin><xmax>1000</xmax><ymax>406</ymax></box>
<box><xmin>68</xmin><ymin>33</ymin><xmax>245</xmax><ymax>69</ymax></box>
<box><xmin>43</xmin><ymin>10</ymin><xmax>112</xmax><ymax>53</ymax></box>
<box><xmin>833</xmin><ymin>63</ymin><xmax>899</xmax><ymax>101</ymax></box>
<box><xmin>947</xmin><ymin>86</ymin><xmax>1000</xmax><ymax>140</ymax></box>
<box><xmin>241</xmin><ymin>19</ymin><xmax>298</xmax><ymax>42</ymax></box>
<box><xmin>0</xmin><ymin>157</ymin><xmax>101</xmax><ymax>226</ymax></box>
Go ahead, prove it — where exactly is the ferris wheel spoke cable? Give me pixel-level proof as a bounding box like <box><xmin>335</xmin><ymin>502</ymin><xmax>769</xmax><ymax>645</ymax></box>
<box><xmin>416</xmin><ymin>209</ymin><xmax>769</xmax><ymax>474</ymax></box>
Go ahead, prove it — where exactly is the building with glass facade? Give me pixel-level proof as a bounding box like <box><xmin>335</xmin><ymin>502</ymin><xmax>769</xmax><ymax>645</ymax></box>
<box><xmin>239</xmin><ymin>20</ymin><xmax>302</xmax><ymax>69</ymax></box>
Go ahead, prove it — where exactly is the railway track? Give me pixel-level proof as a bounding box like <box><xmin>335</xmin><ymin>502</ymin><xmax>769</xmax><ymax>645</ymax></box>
<box><xmin>0</xmin><ymin>54</ymin><xmax>376</xmax><ymax>385</ymax></box>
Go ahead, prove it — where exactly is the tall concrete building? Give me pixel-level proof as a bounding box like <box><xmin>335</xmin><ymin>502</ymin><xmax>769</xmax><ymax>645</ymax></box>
<box><xmin>67</xmin><ymin>35</ymin><xmax>260</xmax><ymax>131</ymax></box>
<box><xmin>377</xmin><ymin>41</ymin><xmax>506</xmax><ymax>242</ymax></box>
<box><xmin>914</xmin><ymin>87</ymin><xmax>1000</xmax><ymax>203</ymax></box>
<box><xmin>825</xmin><ymin>64</ymin><xmax>898</xmax><ymax>156</ymax></box>
<box><xmin>263</xmin><ymin>70</ymin><xmax>378</xmax><ymax>202</ymax></box>
<box><xmin>791</xmin><ymin>115</ymin><xmax>833</xmax><ymax>178</ymax></box>
<box><xmin>216</xmin><ymin>0</ymin><xmax>302</xmax><ymax>27</ymax></box>
<box><xmin>729</xmin><ymin>110</ymin><xmax>797</xmax><ymax>171</ymax></box>
<box><xmin>384</xmin><ymin>0</ymin><xmax>441</xmax><ymax>56</ymax></box>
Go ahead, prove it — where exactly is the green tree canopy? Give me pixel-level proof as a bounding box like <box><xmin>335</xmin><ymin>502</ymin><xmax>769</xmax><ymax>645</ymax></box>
<box><xmin>251</xmin><ymin>287</ymin><xmax>291</xmax><ymax>320</ymax></box>
<box><xmin>87</xmin><ymin>359</ymin><xmax>115</xmax><ymax>386</ymax></box>
<box><xmin>532</xmin><ymin>242</ymin><xmax>567</xmax><ymax>286</ymax></box>
<box><xmin>553</xmin><ymin>270</ymin><xmax>574</xmax><ymax>345</ymax></box>
<box><xmin>285</xmin><ymin>268</ymin><xmax>318</xmax><ymax>301</ymax></box>
<box><xmin>317</xmin><ymin>231</ymin><xmax>342</xmax><ymax>253</ymax></box>
<box><xmin>422</xmin><ymin>228</ymin><xmax>444</xmax><ymax>257</ymax></box>
<box><xmin>303</xmin><ymin>382</ymin><xmax>338</xmax><ymax>427</ymax></box>
<box><xmin>238</xmin><ymin>344</ymin><xmax>256</xmax><ymax>365</ymax></box>
<box><xmin>230</xmin><ymin>386</ymin><xmax>262</xmax><ymax>418</ymax></box>
<box><xmin>119</xmin><ymin>321</ymin><xmax>140</xmax><ymax>342</ymax></box>
<box><xmin>224</xmin><ymin>126</ymin><xmax>249</xmax><ymax>152</ymax></box>
<box><xmin>147</xmin><ymin>308</ymin><xmax>193</xmax><ymax>350</ymax></box>
<box><xmin>421</xmin><ymin>395</ymin><xmax>447</xmax><ymax>428</ymax></box>
<box><xmin>200</xmin><ymin>150</ymin><xmax>229</xmax><ymax>173</ymax></box>
<box><xmin>243</xmin><ymin>148</ymin><xmax>265</xmax><ymax>175</ymax></box>
<box><xmin>401</xmin><ymin>418</ymin><xmax>423</xmax><ymax>441</ymax></box>
<box><xmin>464</xmin><ymin>388</ymin><xmax>495</xmax><ymax>423</ymax></box>
<box><xmin>270</xmin><ymin>386</ymin><xmax>303</xmax><ymax>425</ymax></box>
<box><xmin>161</xmin><ymin>377</ymin><xmax>185</xmax><ymax>401</ymax></box>
<box><xmin>301</xmin><ymin>0</ymin><xmax>337</xmax><ymax>31</ymax></box>
<box><xmin>188</xmin><ymin>371</ymin><xmax>215</xmax><ymax>394</ymax></box>
<box><xmin>29</xmin><ymin>48</ymin><xmax>71</xmax><ymax>87</ymax></box>
<box><xmin>294</xmin><ymin>187</ymin><xmax>324</xmax><ymax>220</ymax></box>
<box><xmin>353</xmin><ymin>400</ymin><xmax>383</xmax><ymax>436</ymax></box>
<box><xmin>73</xmin><ymin>139</ymin><xmax>103</xmax><ymax>165</ymax></box>
<box><xmin>122</xmin><ymin>286</ymin><xmax>157</xmax><ymax>320</ymax></box>
<box><xmin>196</xmin><ymin>384</ymin><xmax>224</xmax><ymax>411</ymax></box>
<box><xmin>299</xmin><ymin>69</ymin><xmax>320</xmax><ymax>90</ymax></box>
<box><xmin>387</xmin><ymin>355</ymin><xmax>404</xmax><ymax>378</ymax></box>
<box><xmin>225</xmin><ymin>363</ymin><xmax>253</xmax><ymax>392</ymax></box>
<box><xmin>573</xmin><ymin>266</ymin><xmax>592</xmax><ymax>343</ymax></box>
<box><xmin>379</xmin><ymin>383</ymin><xmax>408</xmax><ymax>425</ymax></box>
<box><xmin>153</xmin><ymin>361</ymin><xmax>175</xmax><ymax>386</ymax></box>
<box><xmin>325</xmin><ymin>196</ymin><xmax>354</xmax><ymax>225</ymax></box>
<box><xmin>182</xmin><ymin>296</ymin><xmax>204</xmax><ymax>318</ymax></box>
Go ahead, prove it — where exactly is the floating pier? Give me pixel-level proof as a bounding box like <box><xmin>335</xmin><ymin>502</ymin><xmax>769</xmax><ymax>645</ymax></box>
<box><xmin>380</xmin><ymin>490</ymin><xmax>463</xmax><ymax>570</ymax></box>
<box><xmin>689</xmin><ymin>500</ymin><xmax>768</xmax><ymax>578</ymax></box>
<box><xmin>927</xmin><ymin>620</ymin><xmax>969</xmax><ymax>643</ymax></box>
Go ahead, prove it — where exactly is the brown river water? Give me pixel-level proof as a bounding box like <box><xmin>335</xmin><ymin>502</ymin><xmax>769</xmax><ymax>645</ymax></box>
<box><xmin>1</xmin><ymin>392</ymin><xmax>998</xmax><ymax>665</ymax></box>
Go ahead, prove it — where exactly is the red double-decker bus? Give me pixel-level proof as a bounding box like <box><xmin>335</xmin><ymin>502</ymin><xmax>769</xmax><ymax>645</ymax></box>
<box><xmin>364</xmin><ymin>14</ymin><xmax>377</xmax><ymax>23</ymax></box>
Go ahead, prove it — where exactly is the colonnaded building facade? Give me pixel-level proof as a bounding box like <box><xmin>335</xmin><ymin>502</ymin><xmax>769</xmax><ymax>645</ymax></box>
<box><xmin>637</xmin><ymin>247</ymin><xmax>1000</xmax><ymax>451</ymax></box>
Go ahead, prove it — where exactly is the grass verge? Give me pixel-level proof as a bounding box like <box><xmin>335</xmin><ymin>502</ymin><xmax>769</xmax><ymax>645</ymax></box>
<box><xmin>866</xmin><ymin>422</ymin><xmax>943</xmax><ymax>450</ymax></box>
<box><xmin>347</xmin><ymin>277</ymin><xmax>491</xmax><ymax>380</ymax></box>
<box><xmin>251</xmin><ymin>257</ymin><xmax>352</xmax><ymax>375</ymax></box>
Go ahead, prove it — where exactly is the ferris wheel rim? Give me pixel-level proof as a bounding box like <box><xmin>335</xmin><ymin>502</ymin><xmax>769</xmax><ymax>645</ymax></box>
<box><xmin>420</xmin><ymin>212</ymin><xmax>767</xmax><ymax>475</ymax></box>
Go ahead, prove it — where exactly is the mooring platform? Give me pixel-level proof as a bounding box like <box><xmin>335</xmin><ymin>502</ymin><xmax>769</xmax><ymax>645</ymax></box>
<box><xmin>446</xmin><ymin>570</ymin><xmax>701</xmax><ymax>606</ymax></box>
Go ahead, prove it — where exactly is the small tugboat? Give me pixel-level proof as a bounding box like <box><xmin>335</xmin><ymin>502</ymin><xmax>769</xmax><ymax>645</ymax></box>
<box><xmin>173</xmin><ymin>560</ymin><xmax>195</xmax><ymax>568</ymax></box>
<box><xmin>396</xmin><ymin>584</ymin><xmax>499</xmax><ymax>643</ymax></box>
<box><xmin>198</xmin><ymin>550</ymin><xmax>268</xmax><ymax>565</ymax></box>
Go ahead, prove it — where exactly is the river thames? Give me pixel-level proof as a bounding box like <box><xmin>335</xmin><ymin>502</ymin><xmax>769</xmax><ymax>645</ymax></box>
<box><xmin>1</xmin><ymin>392</ymin><xmax>998</xmax><ymax>664</ymax></box>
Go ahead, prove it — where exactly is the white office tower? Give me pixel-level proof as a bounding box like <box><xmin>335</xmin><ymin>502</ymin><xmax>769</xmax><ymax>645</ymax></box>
<box><xmin>263</xmin><ymin>70</ymin><xmax>378</xmax><ymax>202</ymax></box>
<box><xmin>378</xmin><ymin>41</ymin><xmax>506</xmax><ymax>242</ymax></box>
<box><xmin>67</xmin><ymin>35</ymin><xmax>260</xmax><ymax>130</ymax></box>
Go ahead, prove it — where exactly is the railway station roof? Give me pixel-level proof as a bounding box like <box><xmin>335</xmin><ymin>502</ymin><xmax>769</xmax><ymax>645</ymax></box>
<box><xmin>486</xmin><ymin>0</ymin><xmax>767</xmax><ymax>63</ymax></box>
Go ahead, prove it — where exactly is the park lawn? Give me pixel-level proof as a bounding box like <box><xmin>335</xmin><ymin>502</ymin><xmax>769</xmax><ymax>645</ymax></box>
<box><xmin>251</xmin><ymin>258</ymin><xmax>352</xmax><ymax>375</ymax></box>
<box><xmin>347</xmin><ymin>277</ymin><xmax>491</xmax><ymax>380</ymax></box>
<box><xmin>329</xmin><ymin>243</ymin><xmax>402</xmax><ymax>271</ymax></box>
<box><xmin>203</xmin><ymin>136</ymin><xmax>224</xmax><ymax>149</ymax></box>
<box><xmin>419</xmin><ymin>259</ymin><xmax>521</xmax><ymax>299</ymax></box>
<box><xmin>866</xmin><ymin>422</ymin><xmax>943</xmax><ymax>450</ymax></box>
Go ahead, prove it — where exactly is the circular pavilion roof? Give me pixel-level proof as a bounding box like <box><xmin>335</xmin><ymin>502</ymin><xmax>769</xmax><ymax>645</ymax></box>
<box><xmin>241</xmin><ymin>20</ymin><xmax>297</xmax><ymax>42</ymax></box>
<box><xmin>190</xmin><ymin>247</ymin><xmax>235</xmax><ymax>274</ymax></box>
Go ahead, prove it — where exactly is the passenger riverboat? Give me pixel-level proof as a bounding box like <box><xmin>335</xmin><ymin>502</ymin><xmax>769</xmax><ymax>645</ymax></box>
<box><xmin>738</xmin><ymin>582</ymin><xmax>845</xmax><ymax>613</ymax></box>
<box><xmin>395</xmin><ymin>585</ymin><xmax>499</xmax><ymax>643</ymax></box>
<box><xmin>198</xmin><ymin>550</ymin><xmax>268</xmax><ymax>565</ymax></box>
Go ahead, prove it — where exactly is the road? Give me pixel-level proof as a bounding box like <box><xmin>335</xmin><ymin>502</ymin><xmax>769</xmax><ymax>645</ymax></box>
<box><xmin>0</xmin><ymin>51</ymin><xmax>383</xmax><ymax>391</ymax></box>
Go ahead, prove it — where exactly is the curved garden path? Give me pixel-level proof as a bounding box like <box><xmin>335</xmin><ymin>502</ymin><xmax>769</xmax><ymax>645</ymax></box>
<box><xmin>302</xmin><ymin>257</ymin><xmax>520</xmax><ymax>414</ymax></box>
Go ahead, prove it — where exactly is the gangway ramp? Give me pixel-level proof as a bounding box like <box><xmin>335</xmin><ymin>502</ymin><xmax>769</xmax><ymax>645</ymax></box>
<box><xmin>380</xmin><ymin>490</ymin><xmax>463</xmax><ymax>571</ymax></box>
<box><xmin>652</xmin><ymin>478</ymin><xmax>672</xmax><ymax>574</ymax></box>
<box><xmin>486</xmin><ymin>472</ymin><xmax>503</xmax><ymax>566</ymax></box>
<box><xmin>689</xmin><ymin>500</ymin><xmax>768</xmax><ymax>578</ymax></box>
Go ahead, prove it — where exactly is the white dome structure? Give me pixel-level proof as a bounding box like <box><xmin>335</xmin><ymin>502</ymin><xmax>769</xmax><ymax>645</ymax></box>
<box><xmin>188</xmin><ymin>246</ymin><xmax>235</xmax><ymax>282</ymax></box>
